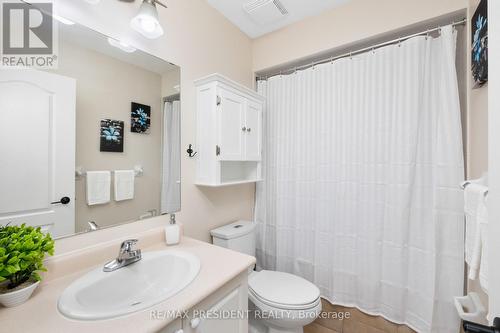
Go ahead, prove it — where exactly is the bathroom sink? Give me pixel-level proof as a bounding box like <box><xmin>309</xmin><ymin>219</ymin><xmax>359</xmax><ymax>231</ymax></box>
<box><xmin>58</xmin><ymin>250</ymin><xmax>201</xmax><ymax>320</ymax></box>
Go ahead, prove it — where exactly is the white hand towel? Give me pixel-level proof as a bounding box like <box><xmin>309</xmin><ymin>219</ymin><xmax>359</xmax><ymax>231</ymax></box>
<box><xmin>477</xmin><ymin>199</ymin><xmax>488</xmax><ymax>292</ymax></box>
<box><xmin>86</xmin><ymin>171</ymin><xmax>111</xmax><ymax>205</ymax></box>
<box><xmin>464</xmin><ymin>183</ymin><xmax>488</xmax><ymax>266</ymax></box>
<box><xmin>114</xmin><ymin>170</ymin><xmax>135</xmax><ymax>201</ymax></box>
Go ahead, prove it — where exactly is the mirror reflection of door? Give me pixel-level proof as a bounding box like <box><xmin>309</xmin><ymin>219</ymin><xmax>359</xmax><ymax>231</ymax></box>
<box><xmin>0</xmin><ymin>69</ymin><xmax>76</xmax><ymax>238</ymax></box>
<box><xmin>0</xmin><ymin>19</ymin><xmax>181</xmax><ymax>239</ymax></box>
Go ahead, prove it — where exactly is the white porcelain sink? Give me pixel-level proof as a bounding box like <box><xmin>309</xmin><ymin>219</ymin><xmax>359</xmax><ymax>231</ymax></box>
<box><xmin>58</xmin><ymin>250</ymin><xmax>201</xmax><ymax>320</ymax></box>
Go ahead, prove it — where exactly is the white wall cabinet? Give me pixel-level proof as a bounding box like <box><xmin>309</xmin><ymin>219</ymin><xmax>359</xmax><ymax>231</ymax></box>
<box><xmin>195</xmin><ymin>74</ymin><xmax>264</xmax><ymax>186</ymax></box>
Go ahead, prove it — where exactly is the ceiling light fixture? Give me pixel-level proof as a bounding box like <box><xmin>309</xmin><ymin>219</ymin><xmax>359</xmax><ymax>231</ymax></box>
<box><xmin>130</xmin><ymin>0</ymin><xmax>166</xmax><ymax>39</ymax></box>
<box><xmin>107</xmin><ymin>38</ymin><xmax>137</xmax><ymax>53</ymax></box>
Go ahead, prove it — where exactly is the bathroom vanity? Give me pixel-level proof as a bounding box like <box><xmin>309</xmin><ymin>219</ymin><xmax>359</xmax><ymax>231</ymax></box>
<box><xmin>0</xmin><ymin>220</ymin><xmax>255</xmax><ymax>333</ymax></box>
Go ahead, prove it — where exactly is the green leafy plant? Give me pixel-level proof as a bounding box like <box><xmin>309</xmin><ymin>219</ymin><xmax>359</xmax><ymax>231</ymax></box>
<box><xmin>0</xmin><ymin>224</ymin><xmax>55</xmax><ymax>290</ymax></box>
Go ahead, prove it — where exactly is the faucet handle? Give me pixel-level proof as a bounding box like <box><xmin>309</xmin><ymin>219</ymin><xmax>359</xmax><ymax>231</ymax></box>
<box><xmin>87</xmin><ymin>221</ymin><xmax>99</xmax><ymax>231</ymax></box>
<box><xmin>120</xmin><ymin>239</ymin><xmax>139</xmax><ymax>252</ymax></box>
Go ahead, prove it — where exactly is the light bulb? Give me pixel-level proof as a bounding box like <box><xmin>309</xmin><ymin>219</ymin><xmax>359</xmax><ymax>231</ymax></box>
<box><xmin>140</xmin><ymin>18</ymin><xmax>157</xmax><ymax>33</ymax></box>
<box><xmin>130</xmin><ymin>0</ymin><xmax>164</xmax><ymax>39</ymax></box>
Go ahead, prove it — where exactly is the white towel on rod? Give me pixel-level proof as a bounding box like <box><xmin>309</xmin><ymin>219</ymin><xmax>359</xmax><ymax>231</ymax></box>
<box><xmin>477</xmin><ymin>199</ymin><xmax>488</xmax><ymax>292</ymax></box>
<box><xmin>114</xmin><ymin>170</ymin><xmax>135</xmax><ymax>201</ymax></box>
<box><xmin>86</xmin><ymin>171</ymin><xmax>111</xmax><ymax>205</ymax></box>
<box><xmin>464</xmin><ymin>183</ymin><xmax>488</xmax><ymax>282</ymax></box>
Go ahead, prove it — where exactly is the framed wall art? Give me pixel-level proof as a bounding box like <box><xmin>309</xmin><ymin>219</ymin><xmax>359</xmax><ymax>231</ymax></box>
<box><xmin>131</xmin><ymin>102</ymin><xmax>151</xmax><ymax>134</ymax></box>
<box><xmin>100</xmin><ymin>119</ymin><xmax>124</xmax><ymax>152</ymax></box>
<box><xmin>472</xmin><ymin>0</ymin><xmax>488</xmax><ymax>87</ymax></box>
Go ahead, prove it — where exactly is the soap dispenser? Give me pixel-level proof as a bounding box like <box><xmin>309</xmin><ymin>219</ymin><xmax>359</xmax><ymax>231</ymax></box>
<box><xmin>165</xmin><ymin>214</ymin><xmax>181</xmax><ymax>245</ymax></box>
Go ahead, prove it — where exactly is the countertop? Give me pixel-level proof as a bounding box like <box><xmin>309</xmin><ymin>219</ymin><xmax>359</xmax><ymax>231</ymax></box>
<box><xmin>0</xmin><ymin>236</ymin><xmax>256</xmax><ymax>333</ymax></box>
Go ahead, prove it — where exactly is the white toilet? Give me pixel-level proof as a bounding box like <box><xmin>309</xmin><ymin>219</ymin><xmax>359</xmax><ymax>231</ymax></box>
<box><xmin>211</xmin><ymin>221</ymin><xmax>322</xmax><ymax>333</ymax></box>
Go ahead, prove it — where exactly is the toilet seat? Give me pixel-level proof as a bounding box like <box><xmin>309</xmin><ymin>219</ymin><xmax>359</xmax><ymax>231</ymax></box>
<box><xmin>248</xmin><ymin>270</ymin><xmax>321</xmax><ymax>311</ymax></box>
<box><xmin>249</xmin><ymin>288</ymin><xmax>321</xmax><ymax>311</ymax></box>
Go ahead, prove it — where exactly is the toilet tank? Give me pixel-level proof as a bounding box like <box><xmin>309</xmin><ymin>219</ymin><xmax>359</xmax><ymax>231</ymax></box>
<box><xmin>210</xmin><ymin>221</ymin><xmax>256</xmax><ymax>257</ymax></box>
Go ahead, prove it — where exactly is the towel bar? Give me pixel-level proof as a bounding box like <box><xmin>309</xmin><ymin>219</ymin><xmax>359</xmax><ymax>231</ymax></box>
<box><xmin>461</xmin><ymin>173</ymin><xmax>488</xmax><ymax>196</ymax></box>
<box><xmin>75</xmin><ymin>165</ymin><xmax>144</xmax><ymax>178</ymax></box>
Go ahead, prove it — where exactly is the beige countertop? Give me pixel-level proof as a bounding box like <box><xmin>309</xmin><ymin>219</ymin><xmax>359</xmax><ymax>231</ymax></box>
<box><xmin>0</xmin><ymin>235</ymin><xmax>255</xmax><ymax>333</ymax></box>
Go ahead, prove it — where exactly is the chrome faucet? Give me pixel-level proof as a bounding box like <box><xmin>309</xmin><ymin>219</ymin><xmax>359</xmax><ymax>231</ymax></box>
<box><xmin>103</xmin><ymin>239</ymin><xmax>142</xmax><ymax>272</ymax></box>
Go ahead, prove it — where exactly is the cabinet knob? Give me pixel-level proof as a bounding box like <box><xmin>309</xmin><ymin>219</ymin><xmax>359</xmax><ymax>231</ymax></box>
<box><xmin>242</xmin><ymin>126</ymin><xmax>247</xmax><ymax>132</ymax></box>
<box><xmin>247</xmin><ymin>127</ymin><xmax>251</xmax><ymax>132</ymax></box>
<box><xmin>190</xmin><ymin>317</ymin><xmax>201</xmax><ymax>328</ymax></box>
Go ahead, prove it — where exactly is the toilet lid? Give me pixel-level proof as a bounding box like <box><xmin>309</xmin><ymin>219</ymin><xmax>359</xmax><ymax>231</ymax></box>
<box><xmin>249</xmin><ymin>270</ymin><xmax>320</xmax><ymax>308</ymax></box>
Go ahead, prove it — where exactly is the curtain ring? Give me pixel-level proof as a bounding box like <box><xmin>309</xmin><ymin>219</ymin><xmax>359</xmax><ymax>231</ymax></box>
<box><xmin>371</xmin><ymin>47</ymin><xmax>375</xmax><ymax>54</ymax></box>
<box><xmin>425</xmin><ymin>29</ymin><xmax>430</xmax><ymax>40</ymax></box>
<box><xmin>398</xmin><ymin>38</ymin><xmax>402</xmax><ymax>47</ymax></box>
<box><xmin>349</xmin><ymin>52</ymin><xmax>353</xmax><ymax>60</ymax></box>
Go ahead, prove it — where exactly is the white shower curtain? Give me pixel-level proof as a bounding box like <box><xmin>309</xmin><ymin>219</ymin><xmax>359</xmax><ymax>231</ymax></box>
<box><xmin>161</xmin><ymin>100</ymin><xmax>181</xmax><ymax>214</ymax></box>
<box><xmin>255</xmin><ymin>26</ymin><xmax>464</xmax><ymax>333</ymax></box>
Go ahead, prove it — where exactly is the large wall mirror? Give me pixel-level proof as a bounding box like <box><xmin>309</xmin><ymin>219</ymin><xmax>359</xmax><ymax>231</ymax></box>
<box><xmin>0</xmin><ymin>16</ymin><xmax>181</xmax><ymax>239</ymax></box>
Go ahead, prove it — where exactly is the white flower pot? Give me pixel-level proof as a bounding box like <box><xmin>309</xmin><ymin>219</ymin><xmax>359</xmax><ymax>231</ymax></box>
<box><xmin>0</xmin><ymin>281</ymin><xmax>40</xmax><ymax>307</ymax></box>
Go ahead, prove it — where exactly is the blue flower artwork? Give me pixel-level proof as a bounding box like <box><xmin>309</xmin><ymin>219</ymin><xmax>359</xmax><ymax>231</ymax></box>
<box><xmin>471</xmin><ymin>0</ymin><xmax>488</xmax><ymax>87</ymax></box>
<box><xmin>100</xmin><ymin>119</ymin><xmax>124</xmax><ymax>152</ymax></box>
<box><xmin>131</xmin><ymin>102</ymin><xmax>151</xmax><ymax>134</ymax></box>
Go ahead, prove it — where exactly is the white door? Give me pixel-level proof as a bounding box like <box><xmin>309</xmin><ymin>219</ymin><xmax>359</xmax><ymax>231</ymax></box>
<box><xmin>0</xmin><ymin>69</ymin><xmax>76</xmax><ymax>238</ymax></box>
<box><xmin>244</xmin><ymin>100</ymin><xmax>262</xmax><ymax>161</ymax></box>
<box><xmin>217</xmin><ymin>88</ymin><xmax>245</xmax><ymax>161</ymax></box>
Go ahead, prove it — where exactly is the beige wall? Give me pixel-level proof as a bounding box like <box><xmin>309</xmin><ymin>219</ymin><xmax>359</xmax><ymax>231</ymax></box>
<box><xmin>252</xmin><ymin>0</ymin><xmax>468</xmax><ymax>72</ymax></box>
<box><xmin>162</xmin><ymin>69</ymin><xmax>181</xmax><ymax>97</ymax></box>
<box><xmin>52</xmin><ymin>40</ymin><xmax>170</xmax><ymax>233</ymax></box>
<box><xmin>467</xmin><ymin>0</ymin><xmax>489</xmax><ymax>179</ymax></box>
<box><xmin>468</xmin><ymin>87</ymin><xmax>488</xmax><ymax>178</ymax></box>
<box><xmin>57</xmin><ymin>0</ymin><xmax>255</xmax><ymax>242</ymax></box>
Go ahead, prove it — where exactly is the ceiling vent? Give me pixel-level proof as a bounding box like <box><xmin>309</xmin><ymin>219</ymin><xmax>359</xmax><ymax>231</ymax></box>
<box><xmin>243</xmin><ymin>0</ymin><xmax>289</xmax><ymax>25</ymax></box>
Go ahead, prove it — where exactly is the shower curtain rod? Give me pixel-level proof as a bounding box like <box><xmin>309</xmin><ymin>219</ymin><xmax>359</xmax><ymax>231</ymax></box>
<box><xmin>163</xmin><ymin>93</ymin><xmax>180</xmax><ymax>102</ymax></box>
<box><xmin>256</xmin><ymin>18</ymin><xmax>467</xmax><ymax>81</ymax></box>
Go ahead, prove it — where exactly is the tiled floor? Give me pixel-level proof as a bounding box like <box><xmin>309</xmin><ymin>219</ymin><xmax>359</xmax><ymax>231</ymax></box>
<box><xmin>305</xmin><ymin>299</ymin><xmax>417</xmax><ymax>333</ymax></box>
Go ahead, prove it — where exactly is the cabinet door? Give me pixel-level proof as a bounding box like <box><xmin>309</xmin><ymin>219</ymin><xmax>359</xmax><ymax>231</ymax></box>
<box><xmin>157</xmin><ymin>318</ymin><xmax>182</xmax><ymax>333</ymax></box>
<box><xmin>184</xmin><ymin>288</ymin><xmax>243</xmax><ymax>333</ymax></box>
<box><xmin>217</xmin><ymin>88</ymin><xmax>245</xmax><ymax>161</ymax></box>
<box><xmin>244</xmin><ymin>100</ymin><xmax>262</xmax><ymax>161</ymax></box>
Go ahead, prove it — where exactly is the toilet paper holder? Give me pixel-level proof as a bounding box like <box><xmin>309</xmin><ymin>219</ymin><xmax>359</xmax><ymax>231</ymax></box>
<box><xmin>463</xmin><ymin>318</ymin><xmax>500</xmax><ymax>333</ymax></box>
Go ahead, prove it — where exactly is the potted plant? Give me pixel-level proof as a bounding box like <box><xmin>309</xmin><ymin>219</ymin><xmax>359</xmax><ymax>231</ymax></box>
<box><xmin>0</xmin><ymin>224</ymin><xmax>54</xmax><ymax>307</ymax></box>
